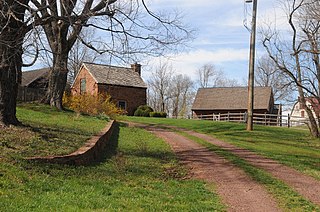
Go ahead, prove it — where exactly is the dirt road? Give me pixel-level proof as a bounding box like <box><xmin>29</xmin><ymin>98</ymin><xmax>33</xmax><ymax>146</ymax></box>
<box><xmin>183</xmin><ymin>129</ymin><xmax>320</xmax><ymax>206</ymax></box>
<box><xmin>148</xmin><ymin>126</ymin><xmax>281</xmax><ymax>212</ymax></box>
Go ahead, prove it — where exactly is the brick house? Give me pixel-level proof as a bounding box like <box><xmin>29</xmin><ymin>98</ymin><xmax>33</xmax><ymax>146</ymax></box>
<box><xmin>71</xmin><ymin>62</ymin><xmax>147</xmax><ymax>115</ymax></box>
<box><xmin>192</xmin><ymin>87</ymin><xmax>279</xmax><ymax>117</ymax></box>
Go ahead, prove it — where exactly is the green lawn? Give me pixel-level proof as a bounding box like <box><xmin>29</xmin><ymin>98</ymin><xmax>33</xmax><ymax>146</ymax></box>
<box><xmin>121</xmin><ymin>117</ymin><xmax>320</xmax><ymax>181</ymax></box>
<box><xmin>1</xmin><ymin>103</ymin><xmax>107</xmax><ymax>159</ymax></box>
<box><xmin>1</xmin><ymin>104</ymin><xmax>225</xmax><ymax>211</ymax></box>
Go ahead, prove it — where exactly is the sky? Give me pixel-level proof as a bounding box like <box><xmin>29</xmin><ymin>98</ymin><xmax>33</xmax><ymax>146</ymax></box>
<box><xmin>24</xmin><ymin>0</ymin><xmax>289</xmax><ymax>85</ymax></box>
<box><xmin>141</xmin><ymin>0</ymin><xmax>288</xmax><ymax>84</ymax></box>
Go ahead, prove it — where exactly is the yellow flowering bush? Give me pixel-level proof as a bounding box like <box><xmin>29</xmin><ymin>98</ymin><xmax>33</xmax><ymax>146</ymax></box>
<box><xmin>63</xmin><ymin>93</ymin><xmax>123</xmax><ymax>118</ymax></box>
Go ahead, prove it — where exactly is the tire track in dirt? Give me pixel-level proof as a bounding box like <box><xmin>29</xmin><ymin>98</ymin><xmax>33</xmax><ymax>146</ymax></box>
<box><xmin>147</xmin><ymin>127</ymin><xmax>281</xmax><ymax>212</ymax></box>
<box><xmin>182</xmin><ymin>129</ymin><xmax>320</xmax><ymax>206</ymax></box>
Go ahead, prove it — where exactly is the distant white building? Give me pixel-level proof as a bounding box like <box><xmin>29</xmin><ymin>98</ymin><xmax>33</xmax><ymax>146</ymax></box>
<box><xmin>290</xmin><ymin>97</ymin><xmax>320</xmax><ymax>126</ymax></box>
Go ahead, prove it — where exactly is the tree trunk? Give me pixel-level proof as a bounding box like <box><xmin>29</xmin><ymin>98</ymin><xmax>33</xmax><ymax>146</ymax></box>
<box><xmin>43</xmin><ymin>53</ymin><xmax>69</xmax><ymax>110</ymax></box>
<box><xmin>295</xmin><ymin>60</ymin><xmax>319</xmax><ymax>137</ymax></box>
<box><xmin>0</xmin><ymin>2</ymin><xmax>25</xmax><ymax>126</ymax></box>
<box><xmin>0</xmin><ymin>56</ymin><xmax>21</xmax><ymax>126</ymax></box>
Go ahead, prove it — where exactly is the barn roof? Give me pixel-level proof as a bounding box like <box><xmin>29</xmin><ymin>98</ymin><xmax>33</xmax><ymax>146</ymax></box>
<box><xmin>192</xmin><ymin>87</ymin><xmax>273</xmax><ymax>111</ymax></box>
<box><xmin>82</xmin><ymin>63</ymin><xmax>147</xmax><ymax>88</ymax></box>
<box><xmin>21</xmin><ymin>68</ymin><xmax>50</xmax><ymax>87</ymax></box>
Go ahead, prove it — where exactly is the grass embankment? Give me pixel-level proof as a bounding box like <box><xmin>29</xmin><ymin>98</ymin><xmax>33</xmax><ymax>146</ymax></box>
<box><xmin>1</xmin><ymin>103</ymin><xmax>107</xmax><ymax>159</ymax></box>
<box><xmin>1</xmin><ymin>104</ymin><xmax>225</xmax><ymax>211</ymax></box>
<box><xmin>122</xmin><ymin>117</ymin><xmax>320</xmax><ymax>180</ymax></box>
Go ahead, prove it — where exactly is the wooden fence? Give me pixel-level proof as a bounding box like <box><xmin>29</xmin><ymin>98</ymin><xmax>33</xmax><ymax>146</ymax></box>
<box><xmin>194</xmin><ymin>112</ymin><xmax>311</xmax><ymax>127</ymax></box>
<box><xmin>17</xmin><ymin>86</ymin><xmax>46</xmax><ymax>102</ymax></box>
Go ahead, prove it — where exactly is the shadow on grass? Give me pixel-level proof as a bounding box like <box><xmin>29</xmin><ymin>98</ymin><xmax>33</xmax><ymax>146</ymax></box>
<box><xmin>96</xmin><ymin>122</ymin><xmax>120</xmax><ymax>164</ymax></box>
<box><xmin>28</xmin><ymin>124</ymin><xmax>93</xmax><ymax>140</ymax></box>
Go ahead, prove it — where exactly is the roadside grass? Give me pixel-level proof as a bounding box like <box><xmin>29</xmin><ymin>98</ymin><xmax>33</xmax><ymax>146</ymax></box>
<box><xmin>1</xmin><ymin>103</ymin><xmax>107</xmax><ymax>159</ymax></box>
<box><xmin>121</xmin><ymin>117</ymin><xmax>320</xmax><ymax>180</ymax></box>
<box><xmin>1</xmin><ymin>104</ymin><xmax>226</xmax><ymax>211</ymax></box>
<box><xmin>178</xmin><ymin>131</ymin><xmax>319</xmax><ymax>211</ymax></box>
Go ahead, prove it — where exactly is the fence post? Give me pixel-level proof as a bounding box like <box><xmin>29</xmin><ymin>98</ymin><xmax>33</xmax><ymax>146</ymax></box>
<box><xmin>227</xmin><ymin>112</ymin><xmax>230</xmax><ymax>122</ymax></box>
<box><xmin>264</xmin><ymin>112</ymin><xmax>267</xmax><ymax>125</ymax></box>
<box><xmin>288</xmin><ymin>114</ymin><xmax>290</xmax><ymax>128</ymax></box>
<box><xmin>23</xmin><ymin>87</ymin><xmax>27</xmax><ymax>101</ymax></box>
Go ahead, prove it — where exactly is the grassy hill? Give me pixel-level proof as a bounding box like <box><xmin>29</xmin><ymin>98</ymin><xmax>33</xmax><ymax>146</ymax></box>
<box><xmin>1</xmin><ymin>104</ymin><xmax>320</xmax><ymax>211</ymax></box>
<box><xmin>0</xmin><ymin>104</ymin><xmax>225</xmax><ymax>211</ymax></box>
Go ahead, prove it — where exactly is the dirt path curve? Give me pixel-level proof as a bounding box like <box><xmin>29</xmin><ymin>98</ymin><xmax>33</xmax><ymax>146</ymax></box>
<box><xmin>181</xmin><ymin>129</ymin><xmax>320</xmax><ymax>206</ymax></box>
<box><xmin>140</xmin><ymin>125</ymin><xmax>281</xmax><ymax>212</ymax></box>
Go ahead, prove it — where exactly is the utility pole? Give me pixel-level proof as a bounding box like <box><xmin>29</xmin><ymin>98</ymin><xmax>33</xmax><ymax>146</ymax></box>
<box><xmin>246</xmin><ymin>0</ymin><xmax>258</xmax><ymax>131</ymax></box>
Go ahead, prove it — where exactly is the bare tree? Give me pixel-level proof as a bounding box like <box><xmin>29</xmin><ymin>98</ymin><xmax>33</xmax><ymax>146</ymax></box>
<box><xmin>22</xmin><ymin>0</ymin><xmax>192</xmax><ymax>110</ymax></box>
<box><xmin>148</xmin><ymin>63</ymin><xmax>195</xmax><ymax>117</ymax></box>
<box><xmin>262</xmin><ymin>0</ymin><xmax>320</xmax><ymax>137</ymax></box>
<box><xmin>197</xmin><ymin>63</ymin><xmax>239</xmax><ymax>88</ymax></box>
<box><xmin>255</xmin><ymin>54</ymin><xmax>293</xmax><ymax>102</ymax></box>
<box><xmin>197</xmin><ymin>64</ymin><xmax>221</xmax><ymax>88</ymax></box>
<box><xmin>148</xmin><ymin>62</ymin><xmax>173</xmax><ymax>113</ymax></box>
<box><xmin>68</xmin><ymin>29</ymin><xmax>101</xmax><ymax>84</ymax></box>
<box><xmin>170</xmin><ymin>74</ymin><xmax>194</xmax><ymax>118</ymax></box>
<box><xmin>0</xmin><ymin>1</ymin><xmax>30</xmax><ymax>126</ymax></box>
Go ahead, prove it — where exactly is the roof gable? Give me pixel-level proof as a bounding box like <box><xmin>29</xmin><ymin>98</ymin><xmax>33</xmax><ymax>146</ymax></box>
<box><xmin>192</xmin><ymin>87</ymin><xmax>273</xmax><ymax>111</ymax></box>
<box><xmin>21</xmin><ymin>68</ymin><xmax>50</xmax><ymax>86</ymax></box>
<box><xmin>83</xmin><ymin>63</ymin><xmax>147</xmax><ymax>88</ymax></box>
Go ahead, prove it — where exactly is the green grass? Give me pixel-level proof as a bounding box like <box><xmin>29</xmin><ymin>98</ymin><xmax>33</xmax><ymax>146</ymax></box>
<box><xmin>122</xmin><ymin>116</ymin><xmax>320</xmax><ymax>180</ymax></box>
<box><xmin>178</xmin><ymin>131</ymin><xmax>319</xmax><ymax>211</ymax></box>
<box><xmin>1</xmin><ymin>104</ymin><xmax>226</xmax><ymax>211</ymax></box>
<box><xmin>1</xmin><ymin>103</ymin><xmax>108</xmax><ymax>159</ymax></box>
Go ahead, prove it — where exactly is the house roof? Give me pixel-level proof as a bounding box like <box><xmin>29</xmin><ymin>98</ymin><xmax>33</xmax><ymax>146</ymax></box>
<box><xmin>306</xmin><ymin>97</ymin><xmax>320</xmax><ymax>114</ymax></box>
<box><xmin>82</xmin><ymin>62</ymin><xmax>147</xmax><ymax>88</ymax></box>
<box><xmin>192</xmin><ymin>87</ymin><xmax>273</xmax><ymax>111</ymax></box>
<box><xmin>21</xmin><ymin>68</ymin><xmax>50</xmax><ymax>86</ymax></box>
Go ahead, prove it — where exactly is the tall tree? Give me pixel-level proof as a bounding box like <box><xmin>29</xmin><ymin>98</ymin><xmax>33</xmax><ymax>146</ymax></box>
<box><xmin>0</xmin><ymin>1</ymin><xmax>29</xmax><ymax>126</ymax></box>
<box><xmin>262</xmin><ymin>0</ymin><xmax>320</xmax><ymax>137</ymax></box>
<box><xmin>255</xmin><ymin>54</ymin><xmax>293</xmax><ymax>102</ymax></box>
<box><xmin>197</xmin><ymin>64</ymin><xmax>221</xmax><ymax>88</ymax></box>
<box><xmin>26</xmin><ymin>0</ymin><xmax>192</xmax><ymax>110</ymax></box>
<box><xmin>197</xmin><ymin>63</ymin><xmax>239</xmax><ymax>88</ymax></box>
<box><xmin>67</xmin><ymin>29</ymin><xmax>100</xmax><ymax>84</ymax></box>
<box><xmin>170</xmin><ymin>74</ymin><xmax>194</xmax><ymax>118</ymax></box>
<box><xmin>148</xmin><ymin>62</ymin><xmax>173</xmax><ymax>113</ymax></box>
<box><xmin>148</xmin><ymin>63</ymin><xmax>195</xmax><ymax>117</ymax></box>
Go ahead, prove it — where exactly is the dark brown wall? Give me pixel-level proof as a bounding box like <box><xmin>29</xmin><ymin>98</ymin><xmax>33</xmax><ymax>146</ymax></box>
<box><xmin>98</xmin><ymin>84</ymin><xmax>146</xmax><ymax>115</ymax></box>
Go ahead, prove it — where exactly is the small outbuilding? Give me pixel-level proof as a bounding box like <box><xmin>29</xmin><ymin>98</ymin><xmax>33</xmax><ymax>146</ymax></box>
<box><xmin>18</xmin><ymin>68</ymin><xmax>50</xmax><ymax>101</ymax></box>
<box><xmin>192</xmin><ymin>86</ymin><xmax>278</xmax><ymax>118</ymax></box>
<box><xmin>71</xmin><ymin>62</ymin><xmax>147</xmax><ymax>115</ymax></box>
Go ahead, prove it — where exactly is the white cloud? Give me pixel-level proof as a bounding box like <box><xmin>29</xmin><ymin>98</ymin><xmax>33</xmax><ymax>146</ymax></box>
<box><xmin>142</xmin><ymin>48</ymin><xmax>249</xmax><ymax>81</ymax></box>
<box><xmin>173</xmin><ymin>49</ymin><xmax>248</xmax><ymax>65</ymax></box>
<box><xmin>149</xmin><ymin>0</ymin><xmax>231</xmax><ymax>8</ymax></box>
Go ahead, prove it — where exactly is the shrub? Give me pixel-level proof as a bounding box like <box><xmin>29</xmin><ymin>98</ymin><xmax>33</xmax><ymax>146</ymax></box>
<box><xmin>134</xmin><ymin>105</ymin><xmax>153</xmax><ymax>117</ymax></box>
<box><xmin>63</xmin><ymin>93</ymin><xmax>123</xmax><ymax>118</ymax></box>
<box><xmin>149</xmin><ymin>112</ymin><xmax>167</xmax><ymax>118</ymax></box>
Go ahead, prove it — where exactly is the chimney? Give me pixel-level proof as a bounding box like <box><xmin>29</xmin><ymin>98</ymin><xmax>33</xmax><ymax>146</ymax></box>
<box><xmin>131</xmin><ymin>62</ymin><xmax>141</xmax><ymax>76</ymax></box>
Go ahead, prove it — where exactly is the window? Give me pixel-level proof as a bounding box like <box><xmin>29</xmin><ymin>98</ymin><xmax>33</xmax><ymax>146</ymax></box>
<box><xmin>301</xmin><ymin>110</ymin><xmax>305</xmax><ymax>118</ymax></box>
<box><xmin>80</xmin><ymin>78</ymin><xmax>86</xmax><ymax>94</ymax></box>
<box><xmin>118</xmin><ymin>101</ymin><xmax>126</xmax><ymax>110</ymax></box>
